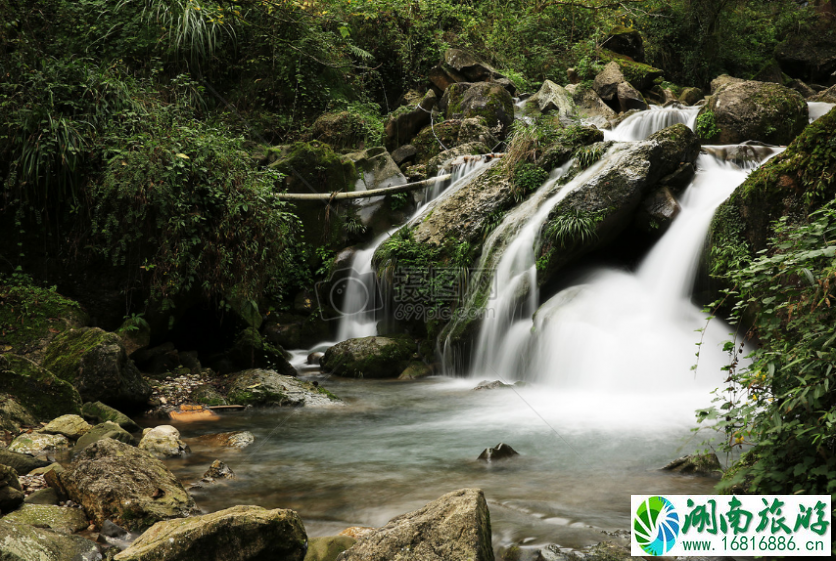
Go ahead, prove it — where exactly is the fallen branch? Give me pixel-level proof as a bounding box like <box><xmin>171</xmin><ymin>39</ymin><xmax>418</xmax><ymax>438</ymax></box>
<box><xmin>275</xmin><ymin>174</ymin><xmax>452</xmax><ymax>201</ymax></box>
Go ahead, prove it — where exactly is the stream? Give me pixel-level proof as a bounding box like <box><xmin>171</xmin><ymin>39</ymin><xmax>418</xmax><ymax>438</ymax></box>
<box><xmin>158</xmin><ymin>102</ymin><xmax>834</xmax><ymax>553</ymax></box>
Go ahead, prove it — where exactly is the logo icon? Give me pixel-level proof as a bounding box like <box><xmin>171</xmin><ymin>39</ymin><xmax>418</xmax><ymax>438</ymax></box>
<box><xmin>315</xmin><ymin>267</ymin><xmax>383</xmax><ymax>320</ymax></box>
<box><xmin>634</xmin><ymin>496</ymin><xmax>680</xmax><ymax>555</ymax></box>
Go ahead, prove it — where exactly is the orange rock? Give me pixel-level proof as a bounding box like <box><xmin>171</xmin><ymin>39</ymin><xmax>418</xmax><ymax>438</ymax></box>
<box><xmin>169</xmin><ymin>409</ymin><xmax>219</xmax><ymax>422</ymax></box>
<box><xmin>339</xmin><ymin>526</ymin><xmax>376</xmax><ymax>540</ymax></box>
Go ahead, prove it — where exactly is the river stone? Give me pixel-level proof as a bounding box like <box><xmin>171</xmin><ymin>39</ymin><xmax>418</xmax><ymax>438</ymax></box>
<box><xmin>0</xmin><ymin>448</ymin><xmax>49</xmax><ymax>474</ymax></box>
<box><xmin>81</xmin><ymin>401</ymin><xmax>141</xmax><ymax>433</ymax></box>
<box><xmin>679</xmin><ymin>87</ymin><xmax>704</xmax><ymax>106</ymax></box>
<box><xmin>0</xmin><ymin>521</ymin><xmax>100</xmax><ymax>561</ymax></box>
<box><xmin>616</xmin><ymin>81</ymin><xmax>647</xmax><ymax>112</ymax></box>
<box><xmin>0</xmin><ymin>354</ymin><xmax>83</xmax><ymax>421</ymax></box>
<box><xmin>139</xmin><ymin>425</ymin><xmax>190</xmax><ymax>459</ymax></box>
<box><xmin>113</xmin><ymin>505</ymin><xmax>307</xmax><ymax>561</ymax></box>
<box><xmin>634</xmin><ymin>186</ymin><xmax>681</xmax><ymax>234</ymax></box>
<box><xmin>397</xmin><ymin>361</ymin><xmax>433</xmax><ymax>380</ymax></box>
<box><xmin>60</xmin><ymin>439</ymin><xmax>196</xmax><ymax>530</ymax></box>
<box><xmin>0</xmin><ymin>394</ymin><xmax>38</xmax><ymax>432</ymax></box>
<box><xmin>336</xmin><ymin>488</ymin><xmax>493</xmax><ymax>561</ymax></box>
<box><xmin>662</xmin><ymin>453</ymin><xmax>722</xmax><ymax>477</ymax></box>
<box><xmin>9</xmin><ymin>433</ymin><xmax>70</xmax><ymax>457</ymax></box>
<box><xmin>43</xmin><ymin>327</ymin><xmax>152</xmax><ymax>411</ymax></box>
<box><xmin>228</xmin><ymin>370</ymin><xmax>339</xmax><ymax>407</ymax></box>
<box><xmin>39</xmin><ymin>414</ymin><xmax>92</xmax><ymax>440</ymax></box>
<box><xmin>525</xmin><ymin>80</ymin><xmax>576</xmax><ymax>117</ymax></box>
<box><xmin>569</xmin><ymin>85</ymin><xmax>618</xmax><ymax>125</ymax></box>
<box><xmin>593</xmin><ymin>61</ymin><xmax>624</xmax><ymax>103</ymax></box>
<box><xmin>385</xmin><ymin>90</ymin><xmax>436</xmax><ymax>151</ymax></box>
<box><xmin>192</xmin><ymin>431</ymin><xmax>255</xmax><ymax>449</ymax></box>
<box><xmin>458</xmin><ymin>83</ymin><xmax>514</xmax><ymax>138</ymax></box>
<box><xmin>1</xmin><ymin>504</ymin><xmax>88</xmax><ymax>533</ymax></box>
<box><xmin>321</xmin><ymin>336</ymin><xmax>415</xmax><ymax>379</ymax></box>
<box><xmin>710</xmin><ymin>74</ymin><xmax>744</xmax><ymax>95</ymax></box>
<box><xmin>191</xmin><ymin>384</ymin><xmax>228</xmax><ymax>407</ymax></box>
<box><xmin>703</xmin><ymin>79</ymin><xmax>808</xmax><ymax>145</ymax></box>
<box><xmin>74</xmin><ymin>421</ymin><xmax>135</xmax><ymax>453</ymax></box>
<box><xmin>24</xmin><ymin>487</ymin><xmax>60</xmax><ymax>505</ymax></box>
<box><xmin>203</xmin><ymin>460</ymin><xmax>235</xmax><ymax>481</ymax></box>
<box><xmin>812</xmin><ymin>84</ymin><xmax>836</xmax><ymax>103</ymax></box>
<box><xmin>305</xmin><ymin>536</ymin><xmax>356</xmax><ymax>561</ymax></box>
<box><xmin>478</xmin><ymin>443</ymin><xmax>519</xmax><ymax>462</ymax></box>
<box><xmin>425</xmin><ymin>142</ymin><xmax>491</xmax><ymax>178</ymax></box>
<box><xmin>473</xmin><ymin>380</ymin><xmax>512</xmax><ymax>390</ymax></box>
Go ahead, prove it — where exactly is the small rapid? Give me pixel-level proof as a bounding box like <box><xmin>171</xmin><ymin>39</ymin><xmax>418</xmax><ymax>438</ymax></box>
<box><xmin>605</xmin><ymin>104</ymin><xmax>700</xmax><ymax>141</ymax></box>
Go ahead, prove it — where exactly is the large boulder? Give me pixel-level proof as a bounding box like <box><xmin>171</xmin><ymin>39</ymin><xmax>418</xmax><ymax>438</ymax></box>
<box><xmin>336</xmin><ymin>488</ymin><xmax>493</xmax><ymax>561</ymax></box>
<box><xmin>603</xmin><ymin>26</ymin><xmax>645</xmax><ymax>62</ymax></box>
<box><xmin>0</xmin><ymin>464</ymin><xmax>24</xmax><ymax>513</ymax></box>
<box><xmin>616</xmin><ymin>81</ymin><xmax>647</xmax><ymax>112</ymax></box>
<box><xmin>226</xmin><ymin>369</ymin><xmax>340</xmax><ymax>407</ymax></box>
<box><xmin>306</xmin><ymin>536</ymin><xmax>356</xmax><ymax>561</ymax></box>
<box><xmin>412</xmin><ymin>119</ymin><xmax>493</xmax><ymax>165</ymax></box>
<box><xmin>228</xmin><ymin>327</ymin><xmax>297</xmax><ymax>377</ymax></box>
<box><xmin>0</xmin><ymin>354</ymin><xmax>82</xmax><ymax>421</ymax></box>
<box><xmin>320</xmin><ymin>336</ymin><xmax>415</xmax><ymax>379</ymax></box>
<box><xmin>567</xmin><ymin>84</ymin><xmax>618</xmax><ymax>124</ymax></box>
<box><xmin>0</xmin><ymin>394</ymin><xmax>37</xmax><ymax>432</ymax></box>
<box><xmin>385</xmin><ymin>91</ymin><xmax>437</xmax><ymax>151</ymax></box>
<box><xmin>0</xmin><ymin>448</ymin><xmax>49</xmax><ymax>474</ymax></box>
<box><xmin>0</xmin><ymin>521</ymin><xmax>100</xmax><ymax>561</ymax></box>
<box><xmin>457</xmin><ymin>83</ymin><xmax>514</xmax><ymax>138</ymax></box>
<box><xmin>81</xmin><ymin>401</ymin><xmax>141</xmax><ymax>433</ymax></box>
<box><xmin>8</xmin><ymin>433</ymin><xmax>70</xmax><ymax>457</ymax></box>
<box><xmin>600</xmin><ymin>52</ymin><xmax>664</xmax><ymax>91</ymax></box>
<box><xmin>536</xmin><ymin>125</ymin><xmax>701</xmax><ymax>286</ymax></box>
<box><xmin>73</xmin><ymin>421</ymin><xmax>137</xmax><ymax>453</ymax></box>
<box><xmin>701</xmin><ymin>79</ymin><xmax>808</xmax><ymax>145</ymax></box>
<box><xmin>42</xmin><ymin>328</ymin><xmax>152</xmax><ymax>411</ymax></box>
<box><xmin>593</xmin><ymin>61</ymin><xmax>626</xmax><ymax>103</ymax></box>
<box><xmin>774</xmin><ymin>30</ymin><xmax>836</xmax><ymax>85</ymax></box>
<box><xmin>525</xmin><ymin>80</ymin><xmax>576</xmax><ymax>118</ymax></box>
<box><xmin>114</xmin><ymin>505</ymin><xmax>307</xmax><ymax>561</ymax></box>
<box><xmin>429</xmin><ymin>49</ymin><xmax>507</xmax><ymax>92</ymax></box>
<box><xmin>139</xmin><ymin>425</ymin><xmax>190</xmax><ymax>459</ymax></box>
<box><xmin>59</xmin><ymin>439</ymin><xmax>197</xmax><ymax>530</ymax></box>
<box><xmin>634</xmin><ymin>186</ymin><xmax>681</xmax><ymax>234</ymax></box>
<box><xmin>346</xmin><ymin>147</ymin><xmax>407</xmax><ymax>192</ymax></box>
<box><xmin>39</xmin><ymin>414</ymin><xmax>91</xmax><ymax>440</ymax></box>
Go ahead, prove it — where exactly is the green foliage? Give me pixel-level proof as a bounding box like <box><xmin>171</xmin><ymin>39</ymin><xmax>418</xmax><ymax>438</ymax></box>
<box><xmin>504</xmin><ymin>118</ymin><xmax>563</xmax><ymax>169</ymax></box>
<box><xmin>388</xmin><ymin>192</ymin><xmax>411</xmax><ymax>211</ymax></box>
<box><xmin>695</xmin><ymin>110</ymin><xmax>721</xmax><ymax>141</ymax></box>
<box><xmin>698</xmin><ymin>200</ymin><xmax>836</xmax><ymax>496</ymax></box>
<box><xmin>574</xmin><ymin>143</ymin><xmax>605</xmax><ymax>169</ymax></box>
<box><xmin>511</xmin><ymin>163</ymin><xmax>549</xmax><ymax>202</ymax></box>
<box><xmin>545</xmin><ymin>208</ymin><xmax>606</xmax><ymax>249</ymax></box>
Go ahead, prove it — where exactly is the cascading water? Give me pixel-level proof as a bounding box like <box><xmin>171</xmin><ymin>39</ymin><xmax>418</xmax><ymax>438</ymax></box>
<box><xmin>332</xmin><ymin>156</ymin><xmax>491</xmax><ymax>343</ymax></box>
<box><xmin>808</xmin><ymin>101</ymin><xmax>835</xmax><ymax>123</ymax></box>
<box><xmin>604</xmin><ymin>104</ymin><xmax>700</xmax><ymax>141</ymax></box>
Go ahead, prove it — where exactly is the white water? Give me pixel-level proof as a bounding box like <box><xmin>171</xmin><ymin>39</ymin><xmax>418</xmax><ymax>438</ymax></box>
<box><xmin>334</xmin><ymin>156</ymin><xmax>490</xmax><ymax>341</ymax></box>
<box><xmin>808</xmin><ymin>101</ymin><xmax>835</xmax><ymax>123</ymax></box>
<box><xmin>605</xmin><ymin>104</ymin><xmax>700</xmax><ymax>141</ymax></box>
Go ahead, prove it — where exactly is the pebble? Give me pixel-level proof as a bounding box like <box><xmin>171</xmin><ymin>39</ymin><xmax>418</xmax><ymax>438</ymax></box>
<box><xmin>149</xmin><ymin>372</ymin><xmax>213</xmax><ymax>407</ymax></box>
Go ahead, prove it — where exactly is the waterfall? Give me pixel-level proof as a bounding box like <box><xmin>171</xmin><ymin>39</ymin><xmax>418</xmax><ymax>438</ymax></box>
<box><xmin>605</xmin><ymin>105</ymin><xmax>700</xmax><ymax>142</ymax></box>
<box><xmin>334</xmin><ymin>156</ymin><xmax>492</xmax><ymax>341</ymax></box>
<box><xmin>808</xmin><ymin>101</ymin><xmax>835</xmax><ymax>123</ymax></box>
<box><xmin>463</xmin><ymin>106</ymin><xmax>779</xmax><ymax>396</ymax></box>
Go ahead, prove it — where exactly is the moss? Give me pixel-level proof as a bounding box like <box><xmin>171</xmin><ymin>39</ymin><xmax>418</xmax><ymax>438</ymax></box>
<box><xmin>270</xmin><ymin>141</ymin><xmax>356</xmax><ymax>193</ymax></box>
<box><xmin>0</xmin><ymin>353</ymin><xmax>82</xmax><ymax>420</ymax></box>
<box><xmin>412</xmin><ymin>120</ymin><xmax>463</xmax><ymax>164</ymax></box>
<box><xmin>0</xmin><ymin>284</ymin><xmax>87</xmax><ymax>355</ymax></box>
<box><xmin>444</xmin><ymin>83</ymin><xmax>472</xmax><ymax>117</ymax></box>
<box><xmin>42</xmin><ymin>328</ymin><xmax>115</xmax><ymax>385</ymax></box>
<box><xmin>307</xmin><ymin>383</ymin><xmax>339</xmax><ymax>401</ymax></box>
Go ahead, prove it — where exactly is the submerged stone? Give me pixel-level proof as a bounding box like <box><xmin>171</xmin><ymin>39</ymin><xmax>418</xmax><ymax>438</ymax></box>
<box><xmin>478</xmin><ymin>443</ymin><xmax>520</xmax><ymax>462</ymax></box>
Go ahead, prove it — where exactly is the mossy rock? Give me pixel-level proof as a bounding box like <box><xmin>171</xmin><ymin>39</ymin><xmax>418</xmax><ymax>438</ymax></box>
<box><xmin>190</xmin><ymin>384</ymin><xmax>228</xmax><ymax>407</ymax></box>
<box><xmin>0</xmin><ymin>521</ymin><xmax>100</xmax><ymax>560</ymax></box>
<box><xmin>321</xmin><ymin>335</ymin><xmax>416</xmax><ymax>379</ymax></box>
<box><xmin>308</xmin><ymin>111</ymin><xmax>379</xmax><ymax>151</ymax></box>
<box><xmin>0</xmin><ymin>353</ymin><xmax>82</xmax><ymax>421</ymax></box>
<box><xmin>604</xmin><ymin>25</ymin><xmax>645</xmax><ymax>62</ymax></box>
<box><xmin>398</xmin><ymin>361</ymin><xmax>433</xmax><ymax>380</ymax></box>
<box><xmin>599</xmin><ymin>50</ymin><xmax>664</xmax><ymax>91</ymax></box>
<box><xmin>227</xmin><ymin>369</ymin><xmax>339</xmax><ymax>407</ymax></box>
<box><xmin>413</xmin><ymin>120</ymin><xmax>465</xmax><ymax>164</ymax></box>
<box><xmin>228</xmin><ymin>327</ymin><xmax>297</xmax><ymax>377</ymax></box>
<box><xmin>0</xmin><ymin>393</ymin><xmax>38</xmax><ymax>432</ymax></box>
<box><xmin>81</xmin><ymin>401</ymin><xmax>141</xmax><ymax>433</ymax></box>
<box><xmin>0</xmin><ymin>284</ymin><xmax>88</xmax><ymax>360</ymax></box>
<box><xmin>459</xmin><ymin>82</ymin><xmax>514</xmax><ymax>139</ymax></box>
<box><xmin>1</xmin><ymin>504</ymin><xmax>89</xmax><ymax>534</ymax></box>
<box><xmin>305</xmin><ymin>536</ymin><xmax>356</xmax><ymax>561</ymax></box>
<box><xmin>74</xmin><ymin>421</ymin><xmax>136</xmax><ymax>453</ymax></box>
<box><xmin>270</xmin><ymin>141</ymin><xmax>356</xmax><ymax>193</ymax></box>
<box><xmin>43</xmin><ymin>327</ymin><xmax>151</xmax><ymax>411</ymax></box>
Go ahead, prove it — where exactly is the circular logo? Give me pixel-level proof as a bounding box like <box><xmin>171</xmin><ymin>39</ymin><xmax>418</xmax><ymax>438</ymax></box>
<box><xmin>330</xmin><ymin>277</ymin><xmax>370</xmax><ymax>316</ymax></box>
<box><xmin>634</xmin><ymin>496</ymin><xmax>680</xmax><ymax>555</ymax></box>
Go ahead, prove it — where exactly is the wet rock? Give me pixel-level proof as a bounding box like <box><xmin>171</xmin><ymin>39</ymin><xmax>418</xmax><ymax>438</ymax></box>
<box><xmin>0</xmin><ymin>464</ymin><xmax>24</xmax><ymax>513</ymax></box>
<box><xmin>306</xmin><ymin>352</ymin><xmax>324</xmax><ymax>365</ymax></box>
<box><xmin>192</xmin><ymin>431</ymin><xmax>254</xmax><ymax>449</ymax></box>
<box><xmin>787</xmin><ymin>79</ymin><xmax>817</xmax><ymax>99</ymax></box>
<box><xmin>662</xmin><ymin>453</ymin><xmax>722</xmax><ymax>477</ymax></box>
<box><xmin>9</xmin><ymin>433</ymin><xmax>70</xmax><ymax>457</ymax></box>
<box><xmin>525</xmin><ymin>80</ymin><xmax>576</xmax><ymax>117</ymax></box>
<box><xmin>0</xmin><ymin>448</ymin><xmax>49</xmax><ymax>474</ymax></box>
<box><xmin>81</xmin><ymin>401</ymin><xmax>141</xmax><ymax>433</ymax></box>
<box><xmin>425</xmin><ymin>142</ymin><xmax>491</xmax><ymax>177</ymax></box>
<box><xmin>227</xmin><ymin>369</ymin><xmax>340</xmax><ymax>406</ymax></box>
<box><xmin>229</xmin><ymin>327</ymin><xmax>297</xmax><ymax>377</ymax></box>
<box><xmin>568</xmin><ymin>85</ymin><xmax>618</xmax><ymax>125</ymax></box>
<box><xmin>39</xmin><ymin>414</ymin><xmax>92</xmax><ymax>440</ymax></box>
<box><xmin>203</xmin><ymin>460</ymin><xmax>235</xmax><ymax>481</ymax></box>
<box><xmin>306</xmin><ymin>536</ymin><xmax>356</xmax><ymax>561</ymax></box>
<box><xmin>190</xmin><ymin>384</ymin><xmax>228</xmax><ymax>407</ymax></box>
<box><xmin>391</xmin><ymin>144</ymin><xmax>417</xmax><ymax>166</ymax></box>
<box><xmin>811</xmin><ymin>84</ymin><xmax>836</xmax><ymax>103</ymax></box>
<box><xmin>0</xmin><ymin>354</ymin><xmax>83</xmax><ymax>421</ymax></box>
<box><xmin>59</xmin><ymin>439</ymin><xmax>197</xmax><ymax>530</ymax></box>
<box><xmin>593</xmin><ymin>62</ymin><xmax>625</xmax><ymax>104</ymax></box>
<box><xmin>616</xmin><ymin>81</ymin><xmax>647</xmax><ymax>112</ymax></box>
<box><xmin>0</xmin><ymin>521</ymin><xmax>100</xmax><ymax>561</ymax></box>
<box><xmin>139</xmin><ymin>425</ymin><xmax>190</xmax><ymax>459</ymax></box>
<box><xmin>398</xmin><ymin>361</ymin><xmax>433</xmax><ymax>380</ymax></box>
<box><xmin>634</xmin><ymin>186</ymin><xmax>681</xmax><ymax>234</ymax></box>
<box><xmin>345</xmin><ymin>146</ymin><xmax>407</xmax><ymax>192</ymax></box>
<box><xmin>473</xmin><ymin>380</ymin><xmax>512</xmax><ymax>390</ymax></box>
<box><xmin>1</xmin><ymin>504</ymin><xmax>88</xmax><ymax>533</ymax></box>
<box><xmin>0</xmin><ymin>394</ymin><xmax>38</xmax><ymax>432</ymax></box>
<box><xmin>458</xmin><ymin>82</ymin><xmax>514</xmax><ymax>138</ymax></box>
<box><xmin>478</xmin><ymin>443</ymin><xmax>519</xmax><ymax>462</ymax></box>
<box><xmin>113</xmin><ymin>505</ymin><xmax>307</xmax><ymax>561</ymax></box>
<box><xmin>702</xmin><ymin>79</ymin><xmax>808</xmax><ymax>144</ymax></box>
<box><xmin>43</xmin><ymin>327</ymin><xmax>152</xmax><ymax>411</ymax></box>
<box><xmin>336</xmin><ymin>488</ymin><xmax>493</xmax><ymax>561</ymax></box>
<box><xmin>321</xmin><ymin>336</ymin><xmax>415</xmax><ymax>379</ymax></box>
<box><xmin>74</xmin><ymin>421</ymin><xmax>135</xmax><ymax>453</ymax></box>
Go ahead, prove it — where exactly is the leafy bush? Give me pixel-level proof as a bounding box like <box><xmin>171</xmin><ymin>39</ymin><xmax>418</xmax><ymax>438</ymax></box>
<box><xmin>695</xmin><ymin>110</ymin><xmax>721</xmax><ymax>141</ymax></box>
